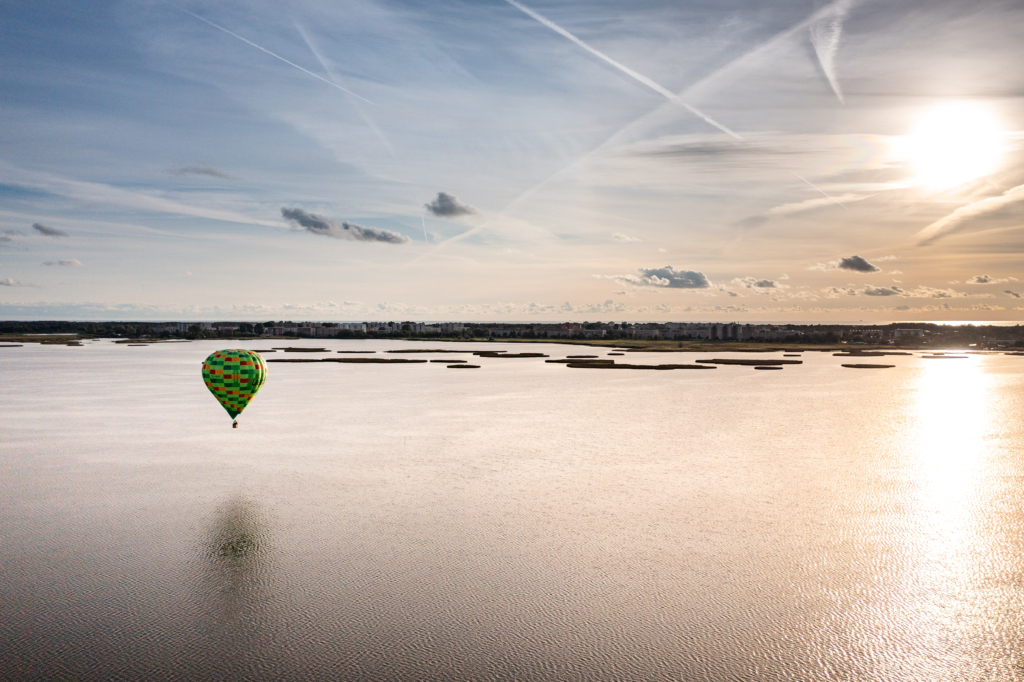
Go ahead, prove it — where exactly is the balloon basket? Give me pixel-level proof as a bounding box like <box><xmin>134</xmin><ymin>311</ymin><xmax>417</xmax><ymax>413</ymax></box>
<box><xmin>232</xmin><ymin>421</ymin><xmax>238</xmax><ymax>429</ymax></box>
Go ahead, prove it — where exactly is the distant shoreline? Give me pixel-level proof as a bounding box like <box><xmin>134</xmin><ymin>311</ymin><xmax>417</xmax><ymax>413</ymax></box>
<box><xmin>1</xmin><ymin>333</ymin><xmax>1018</xmax><ymax>353</ymax></box>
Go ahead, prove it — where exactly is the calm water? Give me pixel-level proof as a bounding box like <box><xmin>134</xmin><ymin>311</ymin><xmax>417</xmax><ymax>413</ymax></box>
<box><xmin>2</xmin><ymin>340</ymin><xmax>1023</xmax><ymax>681</ymax></box>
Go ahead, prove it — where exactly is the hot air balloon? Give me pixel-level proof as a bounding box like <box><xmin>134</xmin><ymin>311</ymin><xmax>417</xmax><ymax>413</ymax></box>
<box><xmin>202</xmin><ymin>349</ymin><xmax>268</xmax><ymax>427</ymax></box>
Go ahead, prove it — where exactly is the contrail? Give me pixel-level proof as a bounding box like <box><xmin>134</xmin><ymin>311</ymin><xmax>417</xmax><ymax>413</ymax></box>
<box><xmin>421</xmin><ymin>215</ymin><xmax>428</xmax><ymax>244</ymax></box>
<box><xmin>292</xmin><ymin>20</ymin><xmax>394</xmax><ymax>154</ymax></box>
<box><xmin>418</xmin><ymin>0</ymin><xmax>853</xmax><ymax>263</ymax></box>
<box><xmin>600</xmin><ymin>0</ymin><xmax>858</xmax><ymax>150</ymax></box>
<box><xmin>790</xmin><ymin>171</ymin><xmax>847</xmax><ymax>209</ymax></box>
<box><xmin>809</xmin><ymin>0</ymin><xmax>853</xmax><ymax>103</ymax></box>
<box><xmin>503</xmin><ymin>0</ymin><xmax>741</xmax><ymax>140</ymax></box>
<box><xmin>172</xmin><ymin>5</ymin><xmax>372</xmax><ymax>103</ymax></box>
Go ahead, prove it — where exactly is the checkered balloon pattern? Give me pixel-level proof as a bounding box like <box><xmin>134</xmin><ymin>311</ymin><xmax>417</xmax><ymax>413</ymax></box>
<box><xmin>201</xmin><ymin>349</ymin><xmax>268</xmax><ymax>420</ymax></box>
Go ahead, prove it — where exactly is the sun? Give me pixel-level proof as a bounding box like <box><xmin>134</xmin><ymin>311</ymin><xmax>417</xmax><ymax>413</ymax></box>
<box><xmin>908</xmin><ymin>102</ymin><xmax>1004</xmax><ymax>189</ymax></box>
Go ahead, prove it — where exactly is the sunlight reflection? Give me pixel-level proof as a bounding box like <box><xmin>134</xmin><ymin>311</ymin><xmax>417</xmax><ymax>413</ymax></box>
<box><xmin>900</xmin><ymin>355</ymin><xmax>996</xmax><ymax>676</ymax></box>
<box><xmin>914</xmin><ymin>356</ymin><xmax>990</xmax><ymax>516</ymax></box>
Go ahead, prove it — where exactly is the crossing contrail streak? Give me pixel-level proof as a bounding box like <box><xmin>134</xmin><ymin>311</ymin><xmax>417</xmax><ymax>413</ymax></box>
<box><xmin>293</xmin><ymin>20</ymin><xmax>394</xmax><ymax>154</ymax></box>
<box><xmin>504</xmin><ymin>0</ymin><xmax>741</xmax><ymax>139</ymax></box>
<box><xmin>172</xmin><ymin>5</ymin><xmax>372</xmax><ymax>104</ymax></box>
<box><xmin>791</xmin><ymin>171</ymin><xmax>847</xmax><ymax>209</ymax></box>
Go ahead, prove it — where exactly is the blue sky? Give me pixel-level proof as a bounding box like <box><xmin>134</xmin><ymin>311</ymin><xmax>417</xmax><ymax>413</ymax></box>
<box><xmin>1</xmin><ymin>0</ymin><xmax>1022</xmax><ymax>321</ymax></box>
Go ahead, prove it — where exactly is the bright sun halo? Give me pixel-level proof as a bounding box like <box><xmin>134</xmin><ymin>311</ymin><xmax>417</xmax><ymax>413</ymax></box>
<box><xmin>909</xmin><ymin>102</ymin><xmax>1004</xmax><ymax>189</ymax></box>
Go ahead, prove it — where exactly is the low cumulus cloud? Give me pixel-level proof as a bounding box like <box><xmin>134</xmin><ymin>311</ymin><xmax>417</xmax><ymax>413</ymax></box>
<box><xmin>908</xmin><ymin>286</ymin><xmax>969</xmax><ymax>299</ymax></box>
<box><xmin>810</xmin><ymin>255</ymin><xmax>880</xmax><ymax>273</ymax></box>
<box><xmin>281</xmin><ymin>208</ymin><xmax>410</xmax><ymax>244</ymax></box>
<box><xmin>1</xmin><ymin>277</ymin><xmax>31</xmax><ymax>286</ymax></box>
<box><xmin>612</xmin><ymin>232</ymin><xmax>641</xmax><ymax>242</ymax></box>
<box><xmin>42</xmin><ymin>259</ymin><xmax>82</xmax><ymax>267</ymax></box>
<box><xmin>608</xmin><ymin>266</ymin><xmax>712</xmax><ymax>290</ymax></box>
<box><xmin>1004</xmin><ymin>289</ymin><xmax>1022</xmax><ymax>299</ymax></box>
<box><xmin>33</xmin><ymin>223</ymin><xmax>69</xmax><ymax>238</ymax></box>
<box><xmin>169</xmin><ymin>166</ymin><xmax>230</xmax><ymax>179</ymax></box>
<box><xmin>734</xmin><ymin>276</ymin><xmax>786</xmax><ymax>291</ymax></box>
<box><xmin>822</xmin><ymin>284</ymin><xmax>965</xmax><ymax>299</ymax></box>
<box><xmin>966</xmin><ymin>274</ymin><xmax>1007</xmax><ymax>284</ymax></box>
<box><xmin>424</xmin><ymin>192</ymin><xmax>477</xmax><ymax>218</ymax></box>
<box><xmin>823</xmin><ymin>286</ymin><xmax>859</xmax><ymax>298</ymax></box>
<box><xmin>862</xmin><ymin>285</ymin><xmax>904</xmax><ymax>296</ymax></box>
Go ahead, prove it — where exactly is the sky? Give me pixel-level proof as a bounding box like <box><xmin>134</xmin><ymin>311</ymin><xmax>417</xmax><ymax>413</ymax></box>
<box><xmin>1</xmin><ymin>0</ymin><xmax>1022</xmax><ymax>322</ymax></box>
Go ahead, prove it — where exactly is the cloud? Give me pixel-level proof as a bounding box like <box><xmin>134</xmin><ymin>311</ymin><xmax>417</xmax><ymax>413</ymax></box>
<box><xmin>606</xmin><ymin>266</ymin><xmax>711</xmax><ymax>290</ymax></box>
<box><xmin>0</xmin><ymin>162</ymin><xmax>281</xmax><ymax>228</ymax></box>
<box><xmin>424</xmin><ymin>192</ymin><xmax>477</xmax><ymax>218</ymax></box>
<box><xmin>822</xmin><ymin>286</ymin><xmax>858</xmax><ymax>298</ymax></box>
<box><xmin>32</xmin><ymin>223</ymin><xmax>69</xmax><ymax>238</ymax></box>
<box><xmin>3</xmin><ymin>229</ymin><xmax>24</xmax><ymax>236</ymax></box>
<box><xmin>966</xmin><ymin>274</ymin><xmax>1007</xmax><ymax>284</ymax></box>
<box><xmin>917</xmin><ymin>183</ymin><xmax>1024</xmax><ymax>244</ymax></box>
<box><xmin>169</xmin><ymin>166</ymin><xmax>230</xmax><ymax>179</ymax></box>
<box><xmin>821</xmin><ymin>284</ymin><xmax>960</xmax><ymax>298</ymax></box>
<box><xmin>733</xmin><ymin>277</ymin><xmax>786</xmax><ymax>291</ymax></box>
<box><xmin>905</xmin><ymin>286</ymin><xmax>969</xmax><ymax>299</ymax></box>
<box><xmin>837</xmin><ymin>256</ymin><xmax>880</xmax><ymax>272</ymax></box>
<box><xmin>0</xmin><ymin>236</ymin><xmax>11</xmax><ymax>245</ymax></box>
<box><xmin>1</xmin><ymin>278</ymin><xmax>31</xmax><ymax>287</ymax></box>
<box><xmin>641</xmin><ymin>266</ymin><xmax>711</xmax><ymax>289</ymax></box>
<box><xmin>612</xmin><ymin>232</ymin><xmax>641</xmax><ymax>242</ymax></box>
<box><xmin>42</xmin><ymin>259</ymin><xmax>82</xmax><ymax>267</ymax></box>
<box><xmin>1004</xmin><ymin>290</ymin><xmax>1022</xmax><ymax>299</ymax></box>
<box><xmin>862</xmin><ymin>285</ymin><xmax>904</xmax><ymax>297</ymax></box>
<box><xmin>809</xmin><ymin>254</ymin><xmax>880</xmax><ymax>273</ymax></box>
<box><xmin>281</xmin><ymin>208</ymin><xmax>411</xmax><ymax>244</ymax></box>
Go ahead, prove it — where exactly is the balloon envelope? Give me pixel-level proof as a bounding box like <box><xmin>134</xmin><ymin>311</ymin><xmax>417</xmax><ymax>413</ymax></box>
<box><xmin>202</xmin><ymin>349</ymin><xmax>268</xmax><ymax>420</ymax></box>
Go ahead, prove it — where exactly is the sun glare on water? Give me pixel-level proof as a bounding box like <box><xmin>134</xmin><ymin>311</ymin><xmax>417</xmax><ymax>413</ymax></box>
<box><xmin>908</xmin><ymin>102</ymin><xmax>1004</xmax><ymax>189</ymax></box>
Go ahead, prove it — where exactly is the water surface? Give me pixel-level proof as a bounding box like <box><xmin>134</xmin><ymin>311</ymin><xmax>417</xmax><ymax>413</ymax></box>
<box><xmin>2</xmin><ymin>340</ymin><xmax>1023</xmax><ymax>680</ymax></box>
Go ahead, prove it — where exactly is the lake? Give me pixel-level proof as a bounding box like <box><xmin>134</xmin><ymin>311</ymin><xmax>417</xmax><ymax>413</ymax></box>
<box><xmin>2</xmin><ymin>340</ymin><xmax>1023</xmax><ymax>681</ymax></box>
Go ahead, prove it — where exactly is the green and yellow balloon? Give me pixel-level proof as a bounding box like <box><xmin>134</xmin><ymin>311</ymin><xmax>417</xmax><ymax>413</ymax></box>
<box><xmin>202</xmin><ymin>350</ymin><xmax>267</xmax><ymax>427</ymax></box>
